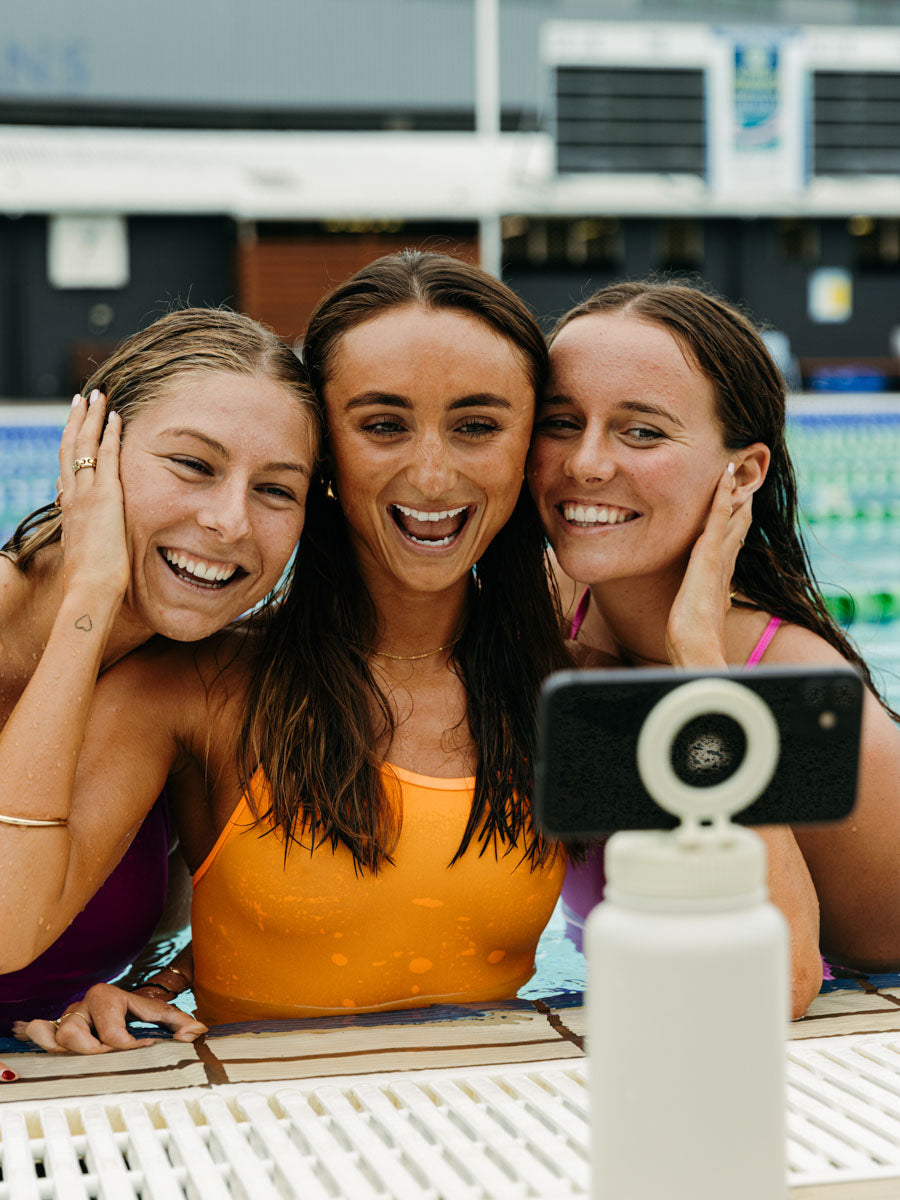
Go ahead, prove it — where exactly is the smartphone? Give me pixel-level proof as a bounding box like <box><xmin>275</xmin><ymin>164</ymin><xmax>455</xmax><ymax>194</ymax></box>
<box><xmin>536</xmin><ymin>665</ymin><xmax>863</xmax><ymax>838</ymax></box>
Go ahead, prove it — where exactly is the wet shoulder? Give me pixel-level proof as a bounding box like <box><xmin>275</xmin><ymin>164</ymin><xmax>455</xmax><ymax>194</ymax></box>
<box><xmin>96</xmin><ymin>629</ymin><xmax>254</xmax><ymax>766</ymax></box>
<box><xmin>741</xmin><ymin>617</ymin><xmax>847</xmax><ymax>668</ymax></box>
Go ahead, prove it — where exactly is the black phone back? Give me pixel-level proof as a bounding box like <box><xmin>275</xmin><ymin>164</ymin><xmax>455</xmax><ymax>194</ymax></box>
<box><xmin>536</xmin><ymin>665</ymin><xmax>863</xmax><ymax>839</ymax></box>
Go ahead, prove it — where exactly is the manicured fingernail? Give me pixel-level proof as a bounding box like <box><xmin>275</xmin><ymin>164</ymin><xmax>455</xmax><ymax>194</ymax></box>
<box><xmin>1</xmin><ymin>1070</ymin><xmax>17</xmax><ymax>1082</ymax></box>
<box><xmin>727</xmin><ymin>462</ymin><xmax>735</xmax><ymax>477</ymax></box>
<box><xmin>72</xmin><ymin>393</ymin><xmax>82</xmax><ymax>407</ymax></box>
<box><xmin>89</xmin><ymin>389</ymin><xmax>100</xmax><ymax>406</ymax></box>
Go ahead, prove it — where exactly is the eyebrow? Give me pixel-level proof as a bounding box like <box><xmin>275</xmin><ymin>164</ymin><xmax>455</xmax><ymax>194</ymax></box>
<box><xmin>159</xmin><ymin>427</ymin><xmax>310</xmax><ymax>476</ymax></box>
<box><xmin>541</xmin><ymin>396</ymin><xmax>685</xmax><ymax>429</ymax></box>
<box><xmin>344</xmin><ymin>391</ymin><xmax>513</xmax><ymax>412</ymax></box>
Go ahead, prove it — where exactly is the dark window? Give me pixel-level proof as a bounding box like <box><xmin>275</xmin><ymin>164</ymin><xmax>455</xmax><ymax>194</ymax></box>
<box><xmin>658</xmin><ymin>220</ymin><xmax>704</xmax><ymax>271</ymax></box>
<box><xmin>502</xmin><ymin>217</ymin><xmax>625</xmax><ymax>268</ymax></box>
<box><xmin>853</xmin><ymin>217</ymin><xmax>900</xmax><ymax>269</ymax></box>
<box><xmin>568</xmin><ymin>218</ymin><xmax>625</xmax><ymax>268</ymax></box>
<box><xmin>778</xmin><ymin>219</ymin><xmax>820</xmax><ymax>265</ymax></box>
<box><xmin>554</xmin><ymin>67</ymin><xmax>705</xmax><ymax>175</ymax></box>
<box><xmin>813</xmin><ymin>72</ymin><xmax>900</xmax><ymax>175</ymax></box>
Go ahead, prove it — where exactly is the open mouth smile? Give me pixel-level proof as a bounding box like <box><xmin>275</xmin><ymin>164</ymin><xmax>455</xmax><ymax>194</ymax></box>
<box><xmin>559</xmin><ymin>502</ymin><xmax>638</xmax><ymax>528</ymax></box>
<box><xmin>159</xmin><ymin>547</ymin><xmax>246</xmax><ymax>590</ymax></box>
<box><xmin>390</xmin><ymin>503</ymin><xmax>472</xmax><ymax>548</ymax></box>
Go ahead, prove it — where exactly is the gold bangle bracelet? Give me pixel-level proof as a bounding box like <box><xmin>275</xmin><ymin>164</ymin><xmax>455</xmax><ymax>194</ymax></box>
<box><xmin>0</xmin><ymin>812</ymin><xmax>68</xmax><ymax>828</ymax></box>
<box><xmin>55</xmin><ymin>1011</ymin><xmax>91</xmax><ymax>1027</ymax></box>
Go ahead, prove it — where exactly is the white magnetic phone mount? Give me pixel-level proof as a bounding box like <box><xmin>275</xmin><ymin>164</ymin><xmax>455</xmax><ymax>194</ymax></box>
<box><xmin>636</xmin><ymin>677</ymin><xmax>780</xmax><ymax>829</ymax></box>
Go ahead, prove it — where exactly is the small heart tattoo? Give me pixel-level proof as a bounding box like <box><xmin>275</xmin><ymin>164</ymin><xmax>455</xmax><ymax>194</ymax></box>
<box><xmin>75</xmin><ymin>614</ymin><xmax>93</xmax><ymax>632</ymax></box>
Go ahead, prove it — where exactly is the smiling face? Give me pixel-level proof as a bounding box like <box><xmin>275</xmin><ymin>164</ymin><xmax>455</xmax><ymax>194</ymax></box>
<box><xmin>118</xmin><ymin>369</ymin><xmax>315</xmax><ymax>641</ymax></box>
<box><xmin>529</xmin><ymin>311</ymin><xmax>730</xmax><ymax>591</ymax></box>
<box><xmin>324</xmin><ymin>305</ymin><xmax>535</xmax><ymax>600</ymax></box>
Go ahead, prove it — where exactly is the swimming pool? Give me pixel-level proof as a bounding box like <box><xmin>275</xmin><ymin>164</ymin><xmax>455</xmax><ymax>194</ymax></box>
<box><xmin>790</xmin><ymin>397</ymin><xmax>900</xmax><ymax>712</ymax></box>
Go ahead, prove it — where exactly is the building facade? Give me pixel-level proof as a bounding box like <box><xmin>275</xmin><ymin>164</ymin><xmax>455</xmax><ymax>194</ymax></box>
<box><xmin>2</xmin><ymin>0</ymin><xmax>899</xmax><ymax>396</ymax></box>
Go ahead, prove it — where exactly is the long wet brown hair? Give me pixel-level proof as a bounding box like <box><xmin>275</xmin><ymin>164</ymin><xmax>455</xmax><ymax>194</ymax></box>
<box><xmin>552</xmin><ymin>280</ymin><xmax>898</xmax><ymax>719</ymax></box>
<box><xmin>237</xmin><ymin>251</ymin><xmax>572</xmax><ymax>871</ymax></box>
<box><xmin>2</xmin><ymin>307</ymin><xmax>318</xmax><ymax>578</ymax></box>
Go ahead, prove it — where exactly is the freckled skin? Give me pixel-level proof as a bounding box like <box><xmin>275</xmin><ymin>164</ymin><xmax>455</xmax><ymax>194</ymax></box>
<box><xmin>325</xmin><ymin>306</ymin><xmax>535</xmax><ymax>604</ymax></box>
<box><xmin>118</xmin><ymin>371</ymin><xmax>313</xmax><ymax>643</ymax></box>
<box><xmin>529</xmin><ymin>313</ymin><xmax>729</xmax><ymax>596</ymax></box>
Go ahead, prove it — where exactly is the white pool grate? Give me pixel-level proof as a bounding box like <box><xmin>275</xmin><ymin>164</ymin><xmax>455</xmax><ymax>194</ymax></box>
<box><xmin>2</xmin><ymin>1032</ymin><xmax>900</xmax><ymax>1197</ymax></box>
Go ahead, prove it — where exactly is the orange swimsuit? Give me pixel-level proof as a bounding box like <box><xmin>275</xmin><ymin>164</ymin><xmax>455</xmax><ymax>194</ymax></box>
<box><xmin>192</xmin><ymin>764</ymin><xmax>565</xmax><ymax>1025</ymax></box>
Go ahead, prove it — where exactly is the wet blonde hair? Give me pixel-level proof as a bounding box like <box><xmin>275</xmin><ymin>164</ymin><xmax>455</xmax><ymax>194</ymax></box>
<box><xmin>3</xmin><ymin>307</ymin><xmax>318</xmax><ymax>570</ymax></box>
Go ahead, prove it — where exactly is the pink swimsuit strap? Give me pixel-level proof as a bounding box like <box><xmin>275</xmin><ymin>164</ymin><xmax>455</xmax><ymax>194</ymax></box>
<box><xmin>745</xmin><ymin>616</ymin><xmax>782</xmax><ymax>667</ymax></box>
<box><xmin>569</xmin><ymin>589</ymin><xmax>782</xmax><ymax>667</ymax></box>
<box><xmin>569</xmin><ymin>588</ymin><xmax>591</xmax><ymax>640</ymax></box>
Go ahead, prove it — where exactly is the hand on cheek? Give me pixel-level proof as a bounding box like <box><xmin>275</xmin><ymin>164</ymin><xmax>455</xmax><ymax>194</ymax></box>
<box><xmin>665</xmin><ymin>464</ymin><xmax>754</xmax><ymax>668</ymax></box>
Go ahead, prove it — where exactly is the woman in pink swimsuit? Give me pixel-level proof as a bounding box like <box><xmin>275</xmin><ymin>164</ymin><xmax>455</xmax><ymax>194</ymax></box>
<box><xmin>529</xmin><ymin>281</ymin><xmax>900</xmax><ymax>1018</ymax></box>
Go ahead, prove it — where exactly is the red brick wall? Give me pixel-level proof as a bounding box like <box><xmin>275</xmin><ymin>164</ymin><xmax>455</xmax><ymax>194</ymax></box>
<box><xmin>236</xmin><ymin>232</ymin><xmax>479</xmax><ymax>345</ymax></box>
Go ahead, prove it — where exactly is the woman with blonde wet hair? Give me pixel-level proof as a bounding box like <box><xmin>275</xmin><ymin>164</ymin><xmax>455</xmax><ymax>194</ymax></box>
<box><xmin>0</xmin><ymin>307</ymin><xmax>318</xmax><ymax>1068</ymax></box>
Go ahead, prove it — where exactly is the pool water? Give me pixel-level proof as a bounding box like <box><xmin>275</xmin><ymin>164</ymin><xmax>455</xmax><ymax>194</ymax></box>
<box><xmin>0</xmin><ymin>398</ymin><xmax>898</xmax><ymax>1029</ymax></box>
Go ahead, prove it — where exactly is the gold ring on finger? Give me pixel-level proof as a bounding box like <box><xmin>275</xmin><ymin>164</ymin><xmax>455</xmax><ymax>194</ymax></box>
<box><xmin>72</xmin><ymin>457</ymin><xmax>98</xmax><ymax>475</ymax></box>
<box><xmin>56</xmin><ymin>1011</ymin><xmax>91</xmax><ymax>1028</ymax></box>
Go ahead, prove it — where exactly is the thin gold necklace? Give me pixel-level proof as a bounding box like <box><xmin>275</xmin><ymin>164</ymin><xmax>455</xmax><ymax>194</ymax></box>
<box><xmin>370</xmin><ymin>636</ymin><xmax>460</xmax><ymax>662</ymax></box>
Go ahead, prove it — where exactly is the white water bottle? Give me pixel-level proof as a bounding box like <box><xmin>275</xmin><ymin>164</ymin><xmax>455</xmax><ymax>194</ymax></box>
<box><xmin>587</xmin><ymin>677</ymin><xmax>790</xmax><ymax>1200</ymax></box>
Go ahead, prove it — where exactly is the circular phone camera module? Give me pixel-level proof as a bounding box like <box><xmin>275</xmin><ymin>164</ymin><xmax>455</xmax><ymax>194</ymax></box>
<box><xmin>671</xmin><ymin>715</ymin><xmax>747</xmax><ymax>788</ymax></box>
<box><xmin>637</xmin><ymin>678</ymin><xmax>780</xmax><ymax>820</ymax></box>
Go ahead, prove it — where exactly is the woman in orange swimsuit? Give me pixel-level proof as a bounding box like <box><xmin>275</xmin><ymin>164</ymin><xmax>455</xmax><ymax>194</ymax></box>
<box><xmin>10</xmin><ymin>251</ymin><xmax>571</xmax><ymax>1043</ymax></box>
<box><xmin>528</xmin><ymin>281</ymin><xmax>900</xmax><ymax>1018</ymax></box>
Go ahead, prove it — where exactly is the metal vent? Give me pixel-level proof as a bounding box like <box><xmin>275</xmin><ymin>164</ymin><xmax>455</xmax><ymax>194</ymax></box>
<box><xmin>554</xmin><ymin>66</ymin><xmax>705</xmax><ymax>175</ymax></box>
<box><xmin>2</xmin><ymin>1035</ymin><xmax>900</xmax><ymax>1197</ymax></box>
<box><xmin>813</xmin><ymin>71</ymin><xmax>900</xmax><ymax>175</ymax></box>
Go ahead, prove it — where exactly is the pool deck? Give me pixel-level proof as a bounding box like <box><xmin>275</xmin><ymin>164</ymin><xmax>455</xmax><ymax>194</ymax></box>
<box><xmin>2</xmin><ymin>984</ymin><xmax>900</xmax><ymax>1196</ymax></box>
